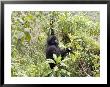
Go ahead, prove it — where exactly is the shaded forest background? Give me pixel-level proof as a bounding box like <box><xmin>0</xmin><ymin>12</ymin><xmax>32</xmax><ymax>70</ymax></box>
<box><xmin>11</xmin><ymin>11</ymin><xmax>100</xmax><ymax>77</ymax></box>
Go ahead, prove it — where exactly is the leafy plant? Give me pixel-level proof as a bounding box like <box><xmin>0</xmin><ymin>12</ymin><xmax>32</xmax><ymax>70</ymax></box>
<box><xmin>11</xmin><ymin>11</ymin><xmax>100</xmax><ymax>77</ymax></box>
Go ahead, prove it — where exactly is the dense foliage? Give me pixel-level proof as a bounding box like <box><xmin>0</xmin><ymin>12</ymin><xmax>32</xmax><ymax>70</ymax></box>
<box><xmin>11</xmin><ymin>11</ymin><xmax>100</xmax><ymax>77</ymax></box>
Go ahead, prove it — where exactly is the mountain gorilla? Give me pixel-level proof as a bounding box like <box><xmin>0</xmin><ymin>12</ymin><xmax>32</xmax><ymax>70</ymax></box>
<box><xmin>46</xmin><ymin>29</ymin><xmax>73</xmax><ymax>69</ymax></box>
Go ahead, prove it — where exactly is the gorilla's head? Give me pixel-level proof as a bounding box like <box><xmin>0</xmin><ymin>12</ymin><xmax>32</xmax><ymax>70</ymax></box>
<box><xmin>47</xmin><ymin>35</ymin><xmax>58</xmax><ymax>46</ymax></box>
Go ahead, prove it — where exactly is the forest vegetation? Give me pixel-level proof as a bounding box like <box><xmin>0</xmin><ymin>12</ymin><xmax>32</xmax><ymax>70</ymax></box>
<box><xmin>11</xmin><ymin>11</ymin><xmax>100</xmax><ymax>77</ymax></box>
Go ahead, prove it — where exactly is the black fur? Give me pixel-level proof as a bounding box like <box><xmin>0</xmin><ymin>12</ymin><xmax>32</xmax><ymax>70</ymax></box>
<box><xmin>47</xmin><ymin>35</ymin><xmax>58</xmax><ymax>47</ymax></box>
<box><xmin>46</xmin><ymin>29</ymin><xmax>73</xmax><ymax>69</ymax></box>
<box><xmin>46</xmin><ymin>45</ymin><xmax>60</xmax><ymax>60</ymax></box>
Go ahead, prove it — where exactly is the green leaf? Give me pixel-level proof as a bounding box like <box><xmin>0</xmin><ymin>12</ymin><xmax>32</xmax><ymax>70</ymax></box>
<box><xmin>53</xmin><ymin>54</ymin><xmax>57</xmax><ymax>59</ymax></box>
<box><xmin>24</xmin><ymin>32</ymin><xmax>31</xmax><ymax>43</ymax></box>
<box><xmin>46</xmin><ymin>59</ymin><xmax>55</xmax><ymax>64</ymax></box>
<box><xmin>60</xmin><ymin>62</ymin><xmax>68</xmax><ymax>67</ymax></box>
<box><xmin>54</xmin><ymin>66</ymin><xmax>58</xmax><ymax>71</ymax></box>
<box><xmin>54</xmin><ymin>54</ymin><xmax>62</xmax><ymax>64</ymax></box>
